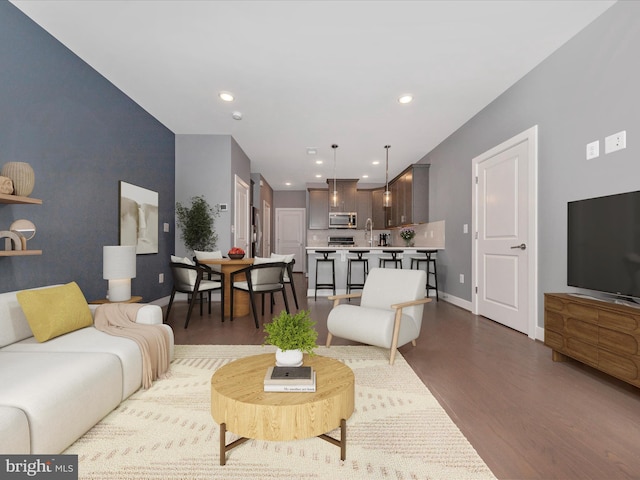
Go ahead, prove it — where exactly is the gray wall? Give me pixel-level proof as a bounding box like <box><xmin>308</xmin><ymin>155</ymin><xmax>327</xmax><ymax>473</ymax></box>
<box><xmin>274</xmin><ymin>191</ymin><xmax>306</xmax><ymax>209</ymax></box>
<box><xmin>421</xmin><ymin>1</ymin><xmax>639</xmax><ymax>327</ymax></box>
<box><xmin>175</xmin><ymin>135</ymin><xmax>252</xmax><ymax>256</ymax></box>
<box><xmin>0</xmin><ymin>2</ymin><xmax>175</xmax><ymax>301</ymax></box>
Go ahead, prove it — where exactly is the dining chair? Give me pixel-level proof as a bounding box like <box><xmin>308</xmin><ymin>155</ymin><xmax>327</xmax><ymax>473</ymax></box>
<box><xmin>229</xmin><ymin>260</ymin><xmax>290</xmax><ymax>329</ymax></box>
<box><xmin>165</xmin><ymin>257</ymin><xmax>224</xmax><ymax>329</ymax></box>
<box><xmin>270</xmin><ymin>253</ymin><xmax>299</xmax><ymax>309</ymax></box>
<box><xmin>325</xmin><ymin>267</ymin><xmax>430</xmax><ymax>364</ymax></box>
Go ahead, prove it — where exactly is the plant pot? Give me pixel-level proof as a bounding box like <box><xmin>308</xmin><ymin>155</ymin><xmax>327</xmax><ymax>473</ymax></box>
<box><xmin>275</xmin><ymin>348</ymin><xmax>303</xmax><ymax>367</ymax></box>
<box><xmin>1</xmin><ymin>162</ymin><xmax>34</xmax><ymax>197</ymax></box>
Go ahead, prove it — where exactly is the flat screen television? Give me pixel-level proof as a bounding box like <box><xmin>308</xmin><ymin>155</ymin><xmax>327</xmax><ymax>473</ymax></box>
<box><xmin>567</xmin><ymin>190</ymin><xmax>640</xmax><ymax>299</ymax></box>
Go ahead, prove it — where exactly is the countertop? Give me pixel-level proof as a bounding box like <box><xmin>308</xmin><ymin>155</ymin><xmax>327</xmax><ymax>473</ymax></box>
<box><xmin>306</xmin><ymin>246</ymin><xmax>441</xmax><ymax>251</ymax></box>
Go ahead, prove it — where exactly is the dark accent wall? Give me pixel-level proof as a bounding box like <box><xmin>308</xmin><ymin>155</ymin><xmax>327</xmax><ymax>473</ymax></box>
<box><xmin>0</xmin><ymin>2</ymin><xmax>175</xmax><ymax>301</ymax></box>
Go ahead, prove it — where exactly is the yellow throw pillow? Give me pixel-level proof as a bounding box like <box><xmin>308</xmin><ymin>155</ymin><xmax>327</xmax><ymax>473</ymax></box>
<box><xmin>16</xmin><ymin>282</ymin><xmax>93</xmax><ymax>342</ymax></box>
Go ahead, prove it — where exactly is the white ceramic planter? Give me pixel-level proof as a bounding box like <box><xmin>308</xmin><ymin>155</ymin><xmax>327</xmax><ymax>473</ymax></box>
<box><xmin>275</xmin><ymin>348</ymin><xmax>303</xmax><ymax>367</ymax></box>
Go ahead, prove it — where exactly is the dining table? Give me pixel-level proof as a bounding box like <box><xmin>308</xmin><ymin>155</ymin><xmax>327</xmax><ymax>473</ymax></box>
<box><xmin>199</xmin><ymin>257</ymin><xmax>254</xmax><ymax>317</ymax></box>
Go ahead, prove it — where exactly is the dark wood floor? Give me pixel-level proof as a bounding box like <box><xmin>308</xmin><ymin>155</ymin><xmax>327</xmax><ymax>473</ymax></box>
<box><xmin>164</xmin><ymin>274</ymin><xmax>640</xmax><ymax>480</ymax></box>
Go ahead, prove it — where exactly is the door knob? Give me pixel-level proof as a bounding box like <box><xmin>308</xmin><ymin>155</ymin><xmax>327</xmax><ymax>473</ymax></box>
<box><xmin>510</xmin><ymin>243</ymin><xmax>527</xmax><ymax>250</ymax></box>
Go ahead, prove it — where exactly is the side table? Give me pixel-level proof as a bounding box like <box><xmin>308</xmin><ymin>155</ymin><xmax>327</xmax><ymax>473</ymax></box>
<box><xmin>89</xmin><ymin>295</ymin><xmax>143</xmax><ymax>304</ymax></box>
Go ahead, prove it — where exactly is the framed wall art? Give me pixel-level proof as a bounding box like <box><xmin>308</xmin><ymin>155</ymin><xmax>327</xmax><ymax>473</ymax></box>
<box><xmin>119</xmin><ymin>181</ymin><xmax>158</xmax><ymax>254</ymax></box>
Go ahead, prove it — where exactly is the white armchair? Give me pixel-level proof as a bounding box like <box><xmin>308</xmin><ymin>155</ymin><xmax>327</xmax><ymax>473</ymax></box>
<box><xmin>326</xmin><ymin>268</ymin><xmax>430</xmax><ymax>364</ymax></box>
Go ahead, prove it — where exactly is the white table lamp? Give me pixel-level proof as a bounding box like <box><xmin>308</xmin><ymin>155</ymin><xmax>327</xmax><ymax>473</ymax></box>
<box><xmin>103</xmin><ymin>245</ymin><xmax>137</xmax><ymax>302</ymax></box>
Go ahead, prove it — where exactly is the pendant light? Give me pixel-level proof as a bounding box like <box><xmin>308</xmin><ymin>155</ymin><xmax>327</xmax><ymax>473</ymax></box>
<box><xmin>383</xmin><ymin>145</ymin><xmax>391</xmax><ymax>207</ymax></box>
<box><xmin>331</xmin><ymin>144</ymin><xmax>339</xmax><ymax>208</ymax></box>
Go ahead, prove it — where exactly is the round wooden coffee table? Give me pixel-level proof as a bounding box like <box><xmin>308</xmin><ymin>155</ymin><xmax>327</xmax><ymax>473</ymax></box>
<box><xmin>211</xmin><ymin>353</ymin><xmax>355</xmax><ymax>465</ymax></box>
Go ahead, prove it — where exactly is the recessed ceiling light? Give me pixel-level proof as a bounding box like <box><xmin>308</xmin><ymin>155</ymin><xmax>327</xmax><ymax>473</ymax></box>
<box><xmin>315</xmin><ymin>160</ymin><xmax>323</xmax><ymax>165</ymax></box>
<box><xmin>362</xmin><ymin>174</ymin><xmax>369</xmax><ymax>179</ymax></box>
<box><xmin>372</xmin><ymin>160</ymin><xmax>380</xmax><ymax>165</ymax></box>
<box><xmin>285</xmin><ymin>182</ymin><xmax>292</xmax><ymax>186</ymax></box>
<box><xmin>307</xmin><ymin>148</ymin><xmax>318</xmax><ymax>155</ymax></box>
<box><xmin>219</xmin><ymin>91</ymin><xmax>234</xmax><ymax>102</ymax></box>
<box><xmin>398</xmin><ymin>94</ymin><xmax>413</xmax><ymax>104</ymax></box>
<box><xmin>315</xmin><ymin>174</ymin><xmax>322</xmax><ymax>178</ymax></box>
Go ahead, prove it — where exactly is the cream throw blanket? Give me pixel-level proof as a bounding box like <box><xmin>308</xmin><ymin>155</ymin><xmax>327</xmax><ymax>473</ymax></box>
<box><xmin>94</xmin><ymin>303</ymin><xmax>171</xmax><ymax>389</ymax></box>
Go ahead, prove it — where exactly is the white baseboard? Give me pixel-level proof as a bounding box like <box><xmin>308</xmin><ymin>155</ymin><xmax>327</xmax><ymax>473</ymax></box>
<box><xmin>440</xmin><ymin>292</ymin><xmax>473</xmax><ymax>311</ymax></box>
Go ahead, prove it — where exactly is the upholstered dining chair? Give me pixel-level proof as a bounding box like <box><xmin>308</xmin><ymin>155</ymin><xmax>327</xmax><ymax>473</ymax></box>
<box><xmin>326</xmin><ymin>267</ymin><xmax>430</xmax><ymax>364</ymax></box>
<box><xmin>165</xmin><ymin>256</ymin><xmax>224</xmax><ymax>329</ymax></box>
<box><xmin>229</xmin><ymin>260</ymin><xmax>290</xmax><ymax>329</ymax></box>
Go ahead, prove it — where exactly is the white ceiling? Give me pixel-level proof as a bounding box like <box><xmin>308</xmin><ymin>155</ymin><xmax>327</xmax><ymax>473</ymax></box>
<box><xmin>11</xmin><ymin>0</ymin><xmax>615</xmax><ymax>190</ymax></box>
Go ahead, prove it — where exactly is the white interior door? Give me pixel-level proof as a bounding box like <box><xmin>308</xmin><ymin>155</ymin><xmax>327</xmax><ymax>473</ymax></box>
<box><xmin>234</xmin><ymin>175</ymin><xmax>250</xmax><ymax>253</ymax></box>
<box><xmin>262</xmin><ymin>200</ymin><xmax>271</xmax><ymax>256</ymax></box>
<box><xmin>275</xmin><ymin>208</ymin><xmax>306</xmax><ymax>273</ymax></box>
<box><xmin>473</xmin><ymin>126</ymin><xmax>538</xmax><ymax>338</ymax></box>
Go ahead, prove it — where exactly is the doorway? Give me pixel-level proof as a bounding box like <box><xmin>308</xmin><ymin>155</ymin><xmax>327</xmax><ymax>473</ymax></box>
<box><xmin>472</xmin><ymin>126</ymin><xmax>538</xmax><ymax>338</ymax></box>
<box><xmin>275</xmin><ymin>208</ymin><xmax>306</xmax><ymax>273</ymax></box>
<box><xmin>234</xmin><ymin>175</ymin><xmax>250</xmax><ymax>253</ymax></box>
<box><xmin>262</xmin><ymin>200</ymin><xmax>271</xmax><ymax>256</ymax></box>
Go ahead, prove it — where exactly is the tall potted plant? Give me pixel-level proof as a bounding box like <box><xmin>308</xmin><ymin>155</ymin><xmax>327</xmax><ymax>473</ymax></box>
<box><xmin>263</xmin><ymin>310</ymin><xmax>318</xmax><ymax>366</ymax></box>
<box><xmin>175</xmin><ymin>195</ymin><xmax>220</xmax><ymax>252</ymax></box>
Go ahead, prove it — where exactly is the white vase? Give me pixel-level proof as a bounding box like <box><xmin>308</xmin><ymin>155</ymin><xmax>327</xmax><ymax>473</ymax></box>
<box><xmin>275</xmin><ymin>348</ymin><xmax>303</xmax><ymax>367</ymax></box>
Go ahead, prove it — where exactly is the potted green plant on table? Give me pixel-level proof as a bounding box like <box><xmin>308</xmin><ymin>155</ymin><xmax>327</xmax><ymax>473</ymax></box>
<box><xmin>263</xmin><ymin>310</ymin><xmax>318</xmax><ymax>366</ymax></box>
<box><xmin>175</xmin><ymin>195</ymin><xmax>220</xmax><ymax>252</ymax></box>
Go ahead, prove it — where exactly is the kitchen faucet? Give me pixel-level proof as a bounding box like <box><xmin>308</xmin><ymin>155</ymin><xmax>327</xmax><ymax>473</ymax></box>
<box><xmin>365</xmin><ymin>217</ymin><xmax>373</xmax><ymax>247</ymax></box>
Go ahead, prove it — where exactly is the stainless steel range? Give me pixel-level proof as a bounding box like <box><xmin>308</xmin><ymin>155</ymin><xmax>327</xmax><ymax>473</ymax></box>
<box><xmin>328</xmin><ymin>236</ymin><xmax>355</xmax><ymax>247</ymax></box>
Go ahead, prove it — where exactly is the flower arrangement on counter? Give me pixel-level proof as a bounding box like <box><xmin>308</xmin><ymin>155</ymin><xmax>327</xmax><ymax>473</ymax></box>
<box><xmin>400</xmin><ymin>227</ymin><xmax>416</xmax><ymax>246</ymax></box>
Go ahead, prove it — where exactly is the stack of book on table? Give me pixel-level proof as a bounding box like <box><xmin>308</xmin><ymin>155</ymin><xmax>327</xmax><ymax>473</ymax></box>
<box><xmin>263</xmin><ymin>366</ymin><xmax>316</xmax><ymax>392</ymax></box>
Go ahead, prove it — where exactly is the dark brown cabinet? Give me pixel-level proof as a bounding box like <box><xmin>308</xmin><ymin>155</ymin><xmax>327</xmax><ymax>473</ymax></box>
<box><xmin>385</xmin><ymin>164</ymin><xmax>429</xmax><ymax>228</ymax></box>
<box><xmin>308</xmin><ymin>189</ymin><xmax>328</xmax><ymax>229</ymax></box>
<box><xmin>356</xmin><ymin>190</ymin><xmax>372</xmax><ymax>228</ymax></box>
<box><xmin>371</xmin><ymin>188</ymin><xmax>387</xmax><ymax>229</ymax></box>
<box><xmin>327</xmin><ymin>179</ymin><xmax>358</xmax><ymax>212</ymax></box>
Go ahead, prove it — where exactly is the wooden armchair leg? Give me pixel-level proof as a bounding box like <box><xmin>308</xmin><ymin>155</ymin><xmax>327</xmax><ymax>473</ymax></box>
<box><xmin>326</xmin><ymin>332</ymin><xmax>333</xmax><ymax>348</ymax></box>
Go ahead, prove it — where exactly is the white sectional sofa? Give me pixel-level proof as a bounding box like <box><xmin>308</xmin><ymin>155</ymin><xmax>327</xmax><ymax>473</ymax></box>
<box><xmin>0</xmin><ymin>284</ymin><xmax>174</xmax><ymax>454</ymax></box>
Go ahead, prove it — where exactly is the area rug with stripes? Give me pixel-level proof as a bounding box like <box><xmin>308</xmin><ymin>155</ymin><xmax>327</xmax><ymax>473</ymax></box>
<box><xmin>64</xmin><ymin>344</ymin><xmax>496</xmax><ymax>480</ymax></box>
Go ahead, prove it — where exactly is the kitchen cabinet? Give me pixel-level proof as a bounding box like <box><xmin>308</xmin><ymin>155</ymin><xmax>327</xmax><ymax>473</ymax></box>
<box><xmin>371</xmin><ymin>188</ymin><xmax>387</xmax><ymax>229</ymax></box>
<box><xmin>0</xmin><ymin>192</ymin><xmax>42</xmax><ymax>256</ymax></box>
<box><xmin>308</xmin><ymin>189</ymin><xmax>329</xmax><ymax>229</ymax></box>
<box><xmin>356</xmin><ymin>190</ymin><xmax>372</xmax><ymax>228</ymax></box>
<box><xmin>327</xmin><ymin>179</ymin><xmax>357</xmax><ymax>212</ymax></box>
<box><xmin>386</xmin><ymin>164</ymin><xmax>429</xmax><ymax>228</ymax></box>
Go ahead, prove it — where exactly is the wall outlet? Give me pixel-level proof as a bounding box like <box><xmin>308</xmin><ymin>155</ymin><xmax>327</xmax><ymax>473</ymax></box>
<box><xmin>463</xmin><ymin>224</ymin><xmax>468</xmax><ymax>234</ymax></box>
<box><xmin>605</xmin><ymin>130</ymin><xmax>626</xmax><ymax>154</ymax></box>
<box><xmin>586</xmin><ymin>140</ymin><xmax>599</xmax><ymax>160</ymax></box>
<box><xmin>459</xmin><ymin>274</ymin><xmax>464</xmax><ymax>284</ymax></box>
<box><xmin>163</xmin><ymin>222</ymin><xmax>170</xmax><ymax>232</ymax></box>
<box><xmin>159</xmin><ymin>273</ymin><xmax>164</xmax><ymax>284</ymax></box>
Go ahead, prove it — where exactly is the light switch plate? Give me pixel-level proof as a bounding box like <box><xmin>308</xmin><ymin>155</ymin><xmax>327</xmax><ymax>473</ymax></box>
<box><xmin>605</xmin><ymin>130</ymin><xmax>626</xmax><ymax>154</ymax></box>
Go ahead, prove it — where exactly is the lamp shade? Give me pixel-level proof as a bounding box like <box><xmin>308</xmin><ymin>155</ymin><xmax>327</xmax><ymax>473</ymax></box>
<box><xmin>103</xmin><ymin>246</ymin><xmax>136</xmax><ymax>302</ymax></box>
<box><xmin>103</xmin><ymin>246</ymin><xmax>137</xmax><ymax>279</ymax></box>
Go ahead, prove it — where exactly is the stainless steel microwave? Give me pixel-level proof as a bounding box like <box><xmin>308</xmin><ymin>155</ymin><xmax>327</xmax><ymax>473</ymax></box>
<box><xmin>329</xmin><ymin>212</ymin><xmax>357</xmax><ymax>229</ymax></box>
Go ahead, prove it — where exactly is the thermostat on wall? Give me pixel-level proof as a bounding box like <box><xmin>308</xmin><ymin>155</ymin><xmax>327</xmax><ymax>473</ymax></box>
<box><xmin>219</xmin><ymin>203</ymin><xmax>228</xmax><ymax>211</ymax></box>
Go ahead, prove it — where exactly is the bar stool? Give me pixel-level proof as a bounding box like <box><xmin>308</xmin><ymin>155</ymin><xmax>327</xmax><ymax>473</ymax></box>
<box><xmin>314</xmin><ymin>250</ymin><xmax>336</xmax><ymax>300</ymax></box>
<box><xmin>378</xmin><ymin>249</ymin><xmax>403</xmax><ymax>269</ymax></box>
<box><xmin>346</xmin><ymin>250</ymin><xmax>369</xmax><ymax>295</ymax></box>
<box><xmin>410</xmin><ymin>249</ymin><xmax>439</xmax><ymax>301</ymax></box>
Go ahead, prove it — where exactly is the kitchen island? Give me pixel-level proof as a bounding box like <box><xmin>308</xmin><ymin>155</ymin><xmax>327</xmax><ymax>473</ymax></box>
<box><xmin>306</xmin><ymin>246</ymin><xmax>440</xmax><ymax>298</ymax></box>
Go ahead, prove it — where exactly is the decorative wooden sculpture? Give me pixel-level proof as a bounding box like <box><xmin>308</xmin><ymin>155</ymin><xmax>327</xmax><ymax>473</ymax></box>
<box><xmin>0</xmin><ymin>230</ymin><xmax>23</xmax><ymax>251</ymax></box>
